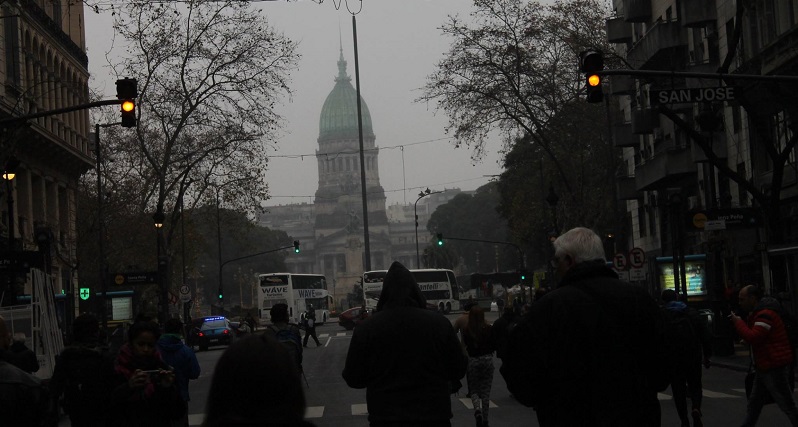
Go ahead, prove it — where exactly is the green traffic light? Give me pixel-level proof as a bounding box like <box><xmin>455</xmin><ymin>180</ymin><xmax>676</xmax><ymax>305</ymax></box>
<box><xmin>293</xmin><ymin>240</ymin><xmax>300</xmax><ymax>253</ymax></box>
<box><xmin>436</xmin><ymin>233</ymin><xmax>444</xmax><ymax>246</ymax></box>
<box><xmin>218</xmin><ymin>294</ymin><xmax>223</xmax><ymax>299</ymax></box>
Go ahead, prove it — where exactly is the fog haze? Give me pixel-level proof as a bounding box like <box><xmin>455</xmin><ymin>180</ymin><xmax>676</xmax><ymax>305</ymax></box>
<box><xmin>84</xmin><ymin>0</ymin><xmax>506</xmax><ymax>208</ymax></box>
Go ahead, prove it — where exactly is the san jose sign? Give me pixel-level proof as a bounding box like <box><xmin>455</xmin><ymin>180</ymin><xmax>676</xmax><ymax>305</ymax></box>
<box><xmin>651</xmin><ymin>87</ymin><xmax>736</xmax><ymax>105</ymax></box>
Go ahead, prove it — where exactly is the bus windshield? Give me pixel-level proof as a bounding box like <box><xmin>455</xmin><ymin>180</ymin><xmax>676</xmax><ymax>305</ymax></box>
<box><xmin>361</xmin><ymin>269</ymin><xmax>460</xmax><ymax>313</ymax></box>
<box><xmin>258</xmin><ymin>273</ymin><xmax>330</xmax><ymax>325</ymax></box>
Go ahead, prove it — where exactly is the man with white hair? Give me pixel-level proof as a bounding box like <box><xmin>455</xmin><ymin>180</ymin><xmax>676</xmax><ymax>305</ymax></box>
<box><xmin>0</xmin><ymin>315</ymin><xmax>48</xmax><ymax>425</ymax></box>
<box><xmin>500</xmin><ymin>227</ymin><xmax>668</xmax><ymax>427</ymax></box>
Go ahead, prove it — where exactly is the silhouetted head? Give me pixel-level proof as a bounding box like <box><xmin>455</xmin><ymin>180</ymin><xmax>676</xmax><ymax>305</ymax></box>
<box><xmin>661</xmin><ymin>289</ymin><xmax>678</xmax><ymax>303</ymax></box>
<box><xmin>164</xmin><ymin>318</ymin><xmax>183</xmax><ymax>335</ymax></box>
<box><xmin>72</xmin><ymin>313</ymin><xmax>100</xmax><ymax>344</ymax></box>
<box><xmin>270</xmin><ymin>303</ymin><xmax>289</xmax><ymax>323</ymax></box>
<box><xmin>552</xmin><ymin>227</ymin><xmax>606</xmax><ymax>278</ymax></box>
<box><xmin>376</xmin><ymin>261</ymin><xmax>425</xmax><ymax>312</ymax></box>
<box><xmin>203</xmin><ymin>334</ymin><xmax>305</xmax><ymax>427</ymax></box>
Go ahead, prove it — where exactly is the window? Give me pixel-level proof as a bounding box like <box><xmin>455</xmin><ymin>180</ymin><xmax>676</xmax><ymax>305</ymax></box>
<box><xmin>3</xmin><ymin>8</ymin><xmax>21</xmax><ymax>87</ymax></box>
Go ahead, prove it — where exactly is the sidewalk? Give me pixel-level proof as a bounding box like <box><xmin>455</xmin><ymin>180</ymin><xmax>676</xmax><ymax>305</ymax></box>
<box><xmin>710</xmin><ymin>342</ymin><xmax>750</xmax><ymax>372</ymax></box>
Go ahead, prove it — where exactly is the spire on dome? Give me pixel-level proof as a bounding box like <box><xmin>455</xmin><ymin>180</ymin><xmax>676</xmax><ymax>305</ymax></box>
<box><xmin>336</xmin><ymin>37</ymin><xmax>350</xmax><ymax>83</ymax></box>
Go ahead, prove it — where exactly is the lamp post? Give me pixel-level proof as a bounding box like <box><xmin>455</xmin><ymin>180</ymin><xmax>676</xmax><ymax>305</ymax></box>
<box><xmin>414</xmin><ymin>188</ymin><xmax>441</xmax><ymax>269</ymax></box>
<box><xmin>153</xmin><ymin>210</ymin><xmax>167</xmax><ymax>324</ymax></box>
<box><xmin>3</xmin><ymin>157</ymin><xmax>19</xmax><ymax>251</ymax></box>
<box><xmin>546</xmin><ymin>184</ymin><xmax>559</xmax><ymax>237</ymax></box>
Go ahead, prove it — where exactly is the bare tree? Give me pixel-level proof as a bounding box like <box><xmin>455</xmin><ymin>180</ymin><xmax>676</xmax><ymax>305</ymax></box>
<box><xmin>95</xmin><ymin>0</ymin><xmax>299</xmax><ymax>263</ymax></box>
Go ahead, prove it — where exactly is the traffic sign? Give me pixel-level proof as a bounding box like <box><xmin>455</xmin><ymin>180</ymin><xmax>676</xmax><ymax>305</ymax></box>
<box><xmin>651</xmin><ymin>87</ymin><xmax>736</xmax><ymax>105</ymax></box>
<box><xmin>0</xmin><ymin>250</ymin><xmax>42</xmax><ymax>273</ymax></box>
<box><xmin>179</xmin><ymin>284</ymin><xmax>192</xmax><ymax>303</ymax></box>
<box><xmin>629</xmin><ymin>247</ymin><xmax>646</xmax><ymax>268</ymax></box>
<box><xmin>79</xmin><ymin>288</ymin><xmax>91</xmax><ymax>300</ymax></box>
<box><xmin>613</xmin><ymin>252</ymin><xmax>628</xmax><ymax>271</ymax></box>
<box><xmin>112</xmin><ymin>271</ymin><xmax>159</xmax><ymax>286</ymax></box>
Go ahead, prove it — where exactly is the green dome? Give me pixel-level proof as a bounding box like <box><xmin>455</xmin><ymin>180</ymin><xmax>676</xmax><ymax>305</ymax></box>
<box><xmin>318</xmin><ymin>50</ymin><xmax>374</xmax><ymax>140</ymax></box>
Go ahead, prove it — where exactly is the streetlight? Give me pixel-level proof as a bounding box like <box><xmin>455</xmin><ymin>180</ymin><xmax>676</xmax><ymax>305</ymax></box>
<box><xmin>415</xmin><ymin>188</ymin><xmax>442</xmax><ymax>268</ymax></box>
<box><xmin>546</xmin><ymin>184</ymin><xmax>560</xmax><ymax>237</ymax></box>
<box><xmin>3</xmin><ymin>157</ymin><xmax>19</xmax><ymax>251</ymax></box>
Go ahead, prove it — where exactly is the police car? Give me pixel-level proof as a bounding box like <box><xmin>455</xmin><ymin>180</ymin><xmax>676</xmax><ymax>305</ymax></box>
<box><xmin>187</xmin><ymin>316</ymin><xmax>235</xmax><ymax>351</ymax></box>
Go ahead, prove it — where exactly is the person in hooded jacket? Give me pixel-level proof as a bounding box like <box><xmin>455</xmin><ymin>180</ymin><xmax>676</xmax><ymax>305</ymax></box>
<box><xmin>50</xmin><ymin>313</ymin><xmax>116</xmax><ymax>427</ymax></box>
<box><xmin>157</xmin><ymin>318</ymin><xmax>200</xmax><ymax>427</ymax></box>
<box><xmin>342</xmin><ymin>261</ymin><xmax>467</xmax><ymax>427</ymax></box>
<box><xmin>731</xmin><ymin>284</ymin><xmax>798</xmax><ymax>426</ymax></box>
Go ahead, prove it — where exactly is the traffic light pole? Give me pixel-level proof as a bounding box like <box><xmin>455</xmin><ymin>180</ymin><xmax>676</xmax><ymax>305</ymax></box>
<box><xmin>217</xmin><ymin>244</ymin><xmax>295</xmax><ymax>304</ymax></box>
<box><xmin>441</xmin><ymin>236</ymin><xmax>525</xmax><ymax>271</ymax></box>
<box><xmin>596</xmin><ymin>69</ymin><xmax>798</xmax><ymax>82</ymax></box>
<box><xmin>0</xmin><ymin>99</ymin><xmax>126</xmax><ymax>124</ymax></box>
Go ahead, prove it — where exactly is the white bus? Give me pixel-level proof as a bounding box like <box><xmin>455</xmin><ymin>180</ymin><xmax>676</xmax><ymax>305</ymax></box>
<box><xmin>258</xmin><ymin>273</ymin><xmax>330</xmax><ymax>325</ymax></box>
<box><xmin>362</xmin><ymin>269</ymin><xmax>461</xmax><ymax>314</ymax></box>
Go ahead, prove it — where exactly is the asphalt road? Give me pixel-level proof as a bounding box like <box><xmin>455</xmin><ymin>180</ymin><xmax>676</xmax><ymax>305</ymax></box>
<box><xmin>58</xmin><ymin>311</ymin><xmax>798</xmax><ymax>426</ymax></box>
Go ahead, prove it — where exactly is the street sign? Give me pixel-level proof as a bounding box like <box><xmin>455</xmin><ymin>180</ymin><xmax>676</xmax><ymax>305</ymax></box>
<box><xmin>0</xmin><ymin>250</ymin><xmax>42</xmax><ymax>273</ymax></box>
<box><xmin>617</xmin><ymin>270</ymin><xmax>630</xmax><ymax>282</ymax></box>
<box><xmin>112</xmin><ymin>271</ymin><xmax>159</xmax><ymax>286</ymax></box>
<box><xmin>686</xmin><ymin>208</ymin><xmax>761</xmax><ymax>231</ymax></box>
<box><xmin>629</xmin><ymin>247</ymin><xmax>646</xmax><ymax>268</ymax></box>
<box><xmin>651</xmin><ymin>87</ymin><xmax>736</xmax><ymax>105</ymax></box>
<box><xmin>613</xmin><ymin>252</ymin><xmax>628</xmax><ymax>271</ymax></box>
<box><xmin>630</xmin><ymin>268</ymin><xmax>647</xmax><ymax>281</ymax></box>
<box><xmin>705</xmin><ymin>220</ymin><xmax>726</xmax><ymax>231</ymax></box>
<box><xmin>179</xmin><ymin>284</ymin><xmax>192</xmax><ymax>303</ymax></box>
<box><xmin>79</xmin><ymin>288</ymin><xmax>91</xmax><ymax>300</ymax></box>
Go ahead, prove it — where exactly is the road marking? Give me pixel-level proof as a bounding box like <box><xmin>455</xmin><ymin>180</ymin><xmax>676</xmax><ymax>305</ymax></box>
<box><xmin>703</xmin><ymin>390</ymin><xmax>741</xmax><ymax>398</ymax></box>
<box><xmin>325</xmin><ymin>336</ymin><xmax>332</xmax><ymax>347</ymax></box>
<box><xmin>188</xmin><ymin>413</ymin><xmax>205</xmax><ymax>426</ymax></box>
<box><xmin>337</xmin><ymin>332</ymin><xmax>348</xmax><ymax>337</ymax></box>
<box><xmin>318</xmin><ymin>333</ymin><xmax>330</xmax><ymax>338</ymax></box>
<box><xmin>352</xmin><ymin>403</ymin><xmax>369</xmax><ymax>416</ymax></box>
<box><xmin>305</xmin><ymin>406</ymin><xmax>325</xmax><ymax>418</ymax></box>
<box><xmin>458</xmin><ymin>398</ymin><xmax>498</xmax><ymax>409</ymax></box>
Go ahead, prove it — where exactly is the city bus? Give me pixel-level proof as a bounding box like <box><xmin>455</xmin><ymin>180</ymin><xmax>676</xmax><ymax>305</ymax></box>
<box><xmin>257</xmin><ymin>273</ymin><xmax>330</xmax><ymax>325</ymax></box>
<box><xmin>362</xmin><ymin>269</ymin><xmax>461</xmax><ymax>313</ymax></box>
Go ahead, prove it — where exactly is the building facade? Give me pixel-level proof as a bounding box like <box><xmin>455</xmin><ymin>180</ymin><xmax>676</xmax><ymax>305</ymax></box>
<box><xmin>1</xmin><ymin>1</ymin><xmax>91</xmax><ymax>307</ymax></box>
<box><xmin>607</xmin><ymin>0</ymin><xmax>797</xmax><ymax>306</ymax></box>
<box><xmin>258</xmin><ymin>49</ymin><xmax>466</xmax><ymax>310</ymax></box>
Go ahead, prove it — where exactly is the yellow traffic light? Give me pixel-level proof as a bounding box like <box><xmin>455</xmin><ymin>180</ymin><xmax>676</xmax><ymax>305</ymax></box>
<box><xmin>121</xmin><ymin>100</ymin><xmax>135</xmax><ymax>112</ymax></box>
<box><xmin>587</xmin><ymin>74</ymin><xmax>601</xmax><ymax>87</ymax></box>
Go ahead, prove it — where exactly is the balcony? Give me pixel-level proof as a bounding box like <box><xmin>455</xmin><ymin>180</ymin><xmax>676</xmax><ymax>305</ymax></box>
<box><xmin>627</xmin><ymin>20</ymin><xmax>687</xmax><ymax>70</ymax></box>
<box><xmin>760</xmin><ymin>26</ymin><xmax>798</xmax><ymax>75</ymax></box>
<box><xmin>635</xmin><ymin>146</ymin><xmax>697</xmax><ymax>191</ymax></box>
<box><xmin>679</xmin><ymin>1</ymin><xmax>716</xmax><ymax>28</ymax></box>
<box><xmin>616</xmin><ymin>174</ymin><xmax>641</xmax><ymax>200</ymax></box>
<box><xmin>632</xmin><ymin>108</ymin><xmax>658</xmax><ymax>134</ymax></box>
<box><xmin>609</xmin><ymin>75</ymin><xmax>635</xmax><ymax>95</ymax></box>
<box><xmin>613</xmin><ymin>123</ymin><xmax>639</xmax><ymax>147</ymax></box>
<box><xmin>607</xmin><ymin>17</ymin><xmax>633</xmax><ymax>43</ymax></box>
<box><xmin>622</xmin><ymin>0</ymin><xmax>651</xmax><ymax>23</ymax></box>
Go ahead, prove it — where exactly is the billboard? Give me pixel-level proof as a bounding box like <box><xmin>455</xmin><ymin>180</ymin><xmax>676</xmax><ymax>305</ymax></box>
<box><xmin>655</xmin><ymin>254</ymin><xmax>707</xmax><ymax>296</ymax></box>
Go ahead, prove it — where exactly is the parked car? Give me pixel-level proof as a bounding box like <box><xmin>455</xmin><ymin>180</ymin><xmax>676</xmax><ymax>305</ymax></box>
<box><xmin>338</xmin><ymin>307</ymin><xmax>370</xmax><ymax>330</ymax></box>
<box><xmin>187</xmin><ymin>316</ymin><xmax>235</xmax><ymax>351</ymax></box>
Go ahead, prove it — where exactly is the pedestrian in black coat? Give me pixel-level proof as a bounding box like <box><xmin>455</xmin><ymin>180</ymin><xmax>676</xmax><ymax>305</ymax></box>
<box><xmin>9</xmin><ymin>332</ymin><xmax>39</xmax><ymax>374</ymax></box>
<box><xmin>501</xmin><ymin>227</ymin><xmax>668</xmax><ymax>427</ymax></box>
<box><xmin>342</xmin><ymin>261</ymin><xmax>467</xmax><ymax>426</ymax></box>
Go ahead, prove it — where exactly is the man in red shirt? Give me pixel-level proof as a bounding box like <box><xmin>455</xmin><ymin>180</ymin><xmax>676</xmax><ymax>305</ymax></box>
<box><xmin>731</xmin><ymin>285</ymin><xmax>798</xmax><ymax>426</ymax></box>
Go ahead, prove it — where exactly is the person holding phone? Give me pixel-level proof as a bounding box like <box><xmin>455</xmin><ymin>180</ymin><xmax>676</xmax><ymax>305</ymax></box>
<box><xmin>110</xmin><ymin>321</ymin><xmax>185</xmax><ymax>427</ymax></box>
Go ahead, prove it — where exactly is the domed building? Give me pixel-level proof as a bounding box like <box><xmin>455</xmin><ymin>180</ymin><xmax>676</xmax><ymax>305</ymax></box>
<box><xmin>258</xmin><ymin>48</ymin><xmax>463</xmax><ymax>310</ymax></box>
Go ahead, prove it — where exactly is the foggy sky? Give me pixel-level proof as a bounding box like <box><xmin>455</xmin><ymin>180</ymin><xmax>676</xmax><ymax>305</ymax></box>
<box><xmin>84</xmin><ymin>0</ymin><xmax>506</xmax><ymax>208</ymax></box>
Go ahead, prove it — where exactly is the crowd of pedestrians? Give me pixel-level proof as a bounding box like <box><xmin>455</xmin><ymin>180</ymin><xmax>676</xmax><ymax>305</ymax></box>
<box><xmin>8</xmin><ymin>225</ymin><xmax>798</xmax><ymax>427</ymax></box>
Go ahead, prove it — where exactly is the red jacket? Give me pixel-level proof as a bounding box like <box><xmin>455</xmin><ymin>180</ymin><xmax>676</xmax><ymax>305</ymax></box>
<box><xmin>733</xmin><ymin>299</ymin><xmax>794</xmax><ymax>370</ymax></box>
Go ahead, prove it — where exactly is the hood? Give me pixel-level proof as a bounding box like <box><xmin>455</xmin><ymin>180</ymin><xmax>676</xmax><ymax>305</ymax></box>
<box><xmin>375</xmin><ymin>261</ymin><xmax>425</xmax><ymax>312</ymax></box>
<box><xmin>664</xmin><ymin>300</ymin><xmax>688</xmax><ymax>312</ymax></box>
<box><xmin>754</xmin><ymin>296</ymin><xmax>783</xmax><ymax>313</ymax></box>
<box><xmin>157</xmin><ymin>334</ymin><xmax>185</xmax><ymax>353</ymax></box>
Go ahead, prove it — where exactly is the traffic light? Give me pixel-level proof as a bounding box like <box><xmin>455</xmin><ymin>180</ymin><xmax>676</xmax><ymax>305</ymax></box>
<box><xmin>579</xmin><ymin>50</ymin><xmax>604</xmax><ymax>103</ymax></box>
<box><xmin>436</xmin><ymin>233</ymin><xmax>444</xmax><ymax>246</ymax></box>
<box><xmin>293</xmin><ymin>240</ymin><xmax>300</xmax><ymax>253</ymax></box>
<box><xmin>217</xmin><ymin>287</ymin><xmax>223</xmax><ymax>300</ymax></box>
<box><xmin>116</xmin><ymin>78</ymin><xmax>138</xmax><ymax>127</ymax></box>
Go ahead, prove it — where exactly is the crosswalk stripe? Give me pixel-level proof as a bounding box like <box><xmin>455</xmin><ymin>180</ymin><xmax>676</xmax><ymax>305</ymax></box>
<box><xmin>318</xmin><ymin>333</ymin><xmax>329</xmax><ymax>338</ymax></box>
<box><xmin>458</xmin><ymin>398</ymin><xmax>498</xmax><ymax>409</ymax></box>
<box><xmin>337</xmin><ymin>332</ymin><xmax>347</xmax><ymax>337</ymax></box>
<box><xmin>188</xmin><ymin>413</ymin><xmax>205</xmax><ymax>426</ymax></box>
<box><xmin>659</xmin><ymin>388</ymin><xmax>744</xmax><ymax>401</ymax></box>
<box><xmin>352</xmin><ymin>403</ymin><xmax>369</xmax><ymax>416</ymax></box>
<box><xmin>305</xmin><ymin>406</ymin><xmax>325</xmax><ymax>418</ymax></box>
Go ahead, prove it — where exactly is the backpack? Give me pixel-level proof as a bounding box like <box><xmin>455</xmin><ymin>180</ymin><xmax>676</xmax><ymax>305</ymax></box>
<box><xmin>662</xmin><ymin>309</ymin><xmax>698</xmax><ymax>365</ymax></box>
<box><xmin>269</xmin><ymin>324</ymin><xmax>303</xmax><ymax>370</ymax></box>
<box><xmin>773</xmin><ymin>306</ymin><xmax>798</xmax><ymax>350</ymax></box>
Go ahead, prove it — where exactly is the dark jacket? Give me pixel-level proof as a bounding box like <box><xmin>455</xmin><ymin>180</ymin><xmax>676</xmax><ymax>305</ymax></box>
<box><xmin>0</xmin><ymin>358</ymin><xmax>46</xmax><ymax>427</ymax></box>
<box><xmin>490</xmin><ymin>310</ymin><xmax>516</xmax><ymax>360</ymax></box>
<box><xmin>733</xmin><ymin>296</ymin><xmax>794</xmax><ymax>370</ymax></box>
<box><xmin>663</xmin><ymin>300</ymin><xmax>712</xmax><ymax>365</ymax></box>
<box><xmin>156</xmin><ymin>334</ymin><xmax>201</xmax><ymax>402</ymax></box>
<box><xmin>50</xmin><ymin>342</ymin><xmax>116</xmax><ymax>426</ymax></box>
<box><xmin>109</xmin><ymin>344</ymin><xmax>184</xmax><ymax>427</ymax></box>
<box><xmin>342</xmin><ymin>261</ymin><xmax>467</xmax><ymax>426</ymax></box>
<box><xmin>462</xmin><ymin>324</ymin><xmax>495</xmax><ymax>358</ymax></box>
<box><xmin>500</xmin><ymin>261</ymin><xmax>666</xmax><ymax>427</ymax></box>
<box><xmin>9</xmin><ymin>341</ymin><xmax>40</xmax><ymax>374</ymax></box>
